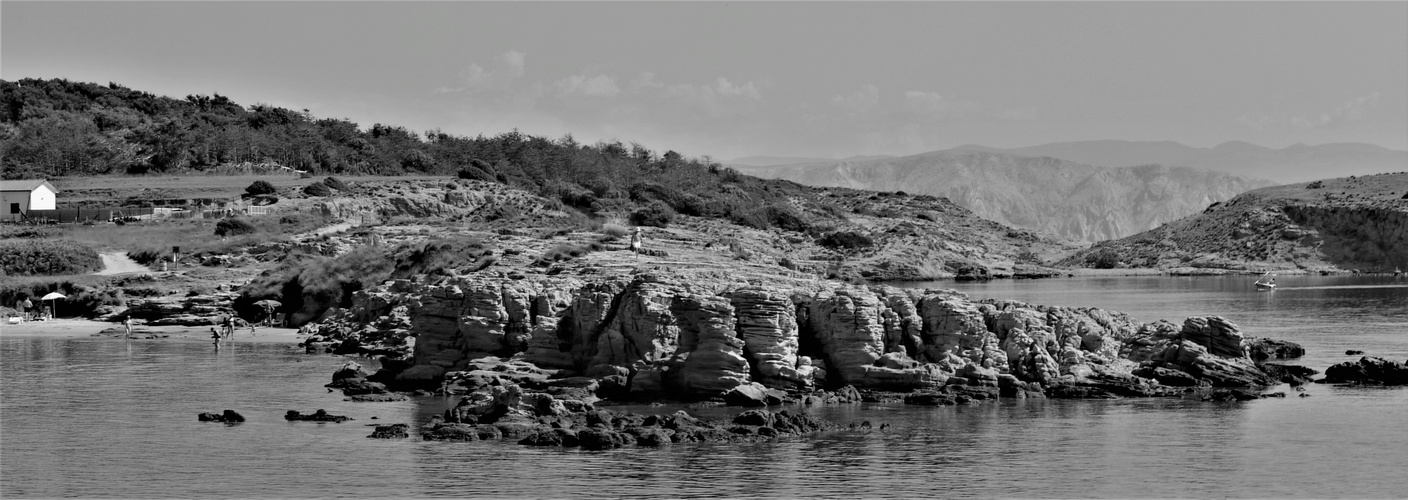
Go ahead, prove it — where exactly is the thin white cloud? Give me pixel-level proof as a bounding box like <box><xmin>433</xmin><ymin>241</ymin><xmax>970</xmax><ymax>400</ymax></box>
<box><xmin>554</xmin><ymin>74</ymin><xmax>619</xmax><ymax>97</ymax></box>
<box><xmin>1242</xmin><ymin>92</ymin><xmax>1382</xmax><ymax>131</ymax></box>
<box><xmin>903</xmin><ymin>90</ymin><xmax>981</xmax><ymax>118</ymax></box>
<box><xmin>831</xmin><ymin>84</ymin><xmax>879</xmax><ymax>114</ymax></box>
<box><xmin>436</xmin><ymin>50</ymin><xmax>528</xmax><ymax>94</ymax></box>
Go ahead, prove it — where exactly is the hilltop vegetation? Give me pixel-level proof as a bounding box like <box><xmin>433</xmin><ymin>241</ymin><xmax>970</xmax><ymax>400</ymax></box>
<box><xmin>1060</xmin><ymin>172</ymin><xmax>1408</xmax><ymax>272</ymax></box>
<box><xmin>2</xmin><ymin>78</ymin><xmax>857</xmax><ymax>234</ymax></box>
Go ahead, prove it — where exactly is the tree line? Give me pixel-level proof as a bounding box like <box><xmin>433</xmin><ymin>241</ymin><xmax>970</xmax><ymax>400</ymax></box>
<box><xmin>1</xmin><ymin>78</ymin><xmax>844</xmax><ymax>232</ymax></box>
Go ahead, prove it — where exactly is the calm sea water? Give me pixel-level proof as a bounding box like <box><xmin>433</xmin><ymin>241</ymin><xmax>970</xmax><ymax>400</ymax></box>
<box><xmin>3</xmin><ymin>275</ymin><xmax>1407</xmax><ymax>498</ymax></box>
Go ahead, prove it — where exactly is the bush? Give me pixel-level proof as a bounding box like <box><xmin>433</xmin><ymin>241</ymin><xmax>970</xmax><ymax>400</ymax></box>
<box><xmin>1088</xmin><ymin>248</ymin><xmax>1121</xmax><ymax>269</ymax></box>
<box><xmin>0</xmin><ymin>276</ymin><xmax>122</xmax><ymax>319</ymax></box>
<box><xmin>629</xmin><ymin>201</ymin><xmax>675</xmax><ymax>228</ymax></box>
<box><xmin>303</xmin><ymin>182</ymin><xmax>332</xmax><ymax>196</ymax></box>
<box><xmin>599</xmin><ymin>223</ymin><xmax>630</xmax><ymax>239</ymax></box>
<box><xmin>536</xmin><ymin>243</ymin><xmax>591</xmax><ymax>266</ymax></box>
<box><xmin>214</xmin><ymin>218</ymin><xmax>257</xmax><ymax>237</ymax></box>
<box><xmin>236</xmin><ymin>245</ymin><xmax>395</xmax><ymax>327</ymax></box>
<box><xmin>322</xmin><ymin>176</ymin><xmax>349</xmax><ymax>191</ymax></box>
<box><xmin>458</xmin><ymin>166</ymin><xmax>495</xmax><ymax>182</ymax></box>
<box><xmin>0</xmin><ymin>239</ymin><xmax>103</xmax><ymax>276</ymax></box>
<box><xmin>245</xmin><ymin>180</ymin><xmax>277</xmax><ymax>196</ymax></box>
<box><xmin>818</xmin><ymin>231</ymin><xmax>874</xmax><ymax>250</ymax></box>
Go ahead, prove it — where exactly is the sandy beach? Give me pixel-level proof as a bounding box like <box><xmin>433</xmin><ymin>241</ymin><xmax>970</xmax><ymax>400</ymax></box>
<box><xmin>0</xmin><ymin>318</ymin><xmax>305</xmax><ymax>343</ymax></box>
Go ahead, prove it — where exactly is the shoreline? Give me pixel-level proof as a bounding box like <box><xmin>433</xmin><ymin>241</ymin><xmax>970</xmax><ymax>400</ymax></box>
<box><xmin>0</xmin><ymin>318</ymin><xmax>304</xmax><ymax>343</ymax></box>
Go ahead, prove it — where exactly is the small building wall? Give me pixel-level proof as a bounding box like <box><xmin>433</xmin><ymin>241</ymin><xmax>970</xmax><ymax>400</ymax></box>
<box><xmin>1</xmin><ymin>191</ymin><xmax>30</xmax><ymax>222</ymax></box>
<box><xmin>29</xmin><ymin>185</ymin><xmax>57</xmax><ymax>210</ymax></box>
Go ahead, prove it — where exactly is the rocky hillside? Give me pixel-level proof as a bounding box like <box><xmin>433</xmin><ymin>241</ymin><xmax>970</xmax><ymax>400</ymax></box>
<box><xmin>735</xmin><ymin>150</ymin><xmax>1271</xmax><ymax>243</ymax></box>
<box><xmin>1059</xmin><ymin>172</ymin><xmax>1408</xmax><ymax>273</ymax></box>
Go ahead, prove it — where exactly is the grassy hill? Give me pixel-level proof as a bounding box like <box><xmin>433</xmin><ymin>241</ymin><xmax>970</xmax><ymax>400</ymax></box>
<box><xmin>1059</xmin><ymin>172</ymin><xmax>1408</xmax><ymax>272</ymax></box>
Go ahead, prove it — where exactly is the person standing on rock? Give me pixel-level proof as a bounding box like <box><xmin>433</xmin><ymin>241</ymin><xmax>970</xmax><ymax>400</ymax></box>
<box><xmin>630</xmin><ymin>227</ymin><xmax>644</xmax><ymax>258</ymax></box>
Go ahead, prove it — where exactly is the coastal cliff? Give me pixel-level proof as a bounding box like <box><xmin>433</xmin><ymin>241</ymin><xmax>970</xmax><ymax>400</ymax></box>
<box><xmin>1060</xmin><ymin>172</ymin><xmax>1408</xmax><ymax>272</ymax></box>
<box><xmin>306</xmin><ymin>271</ymin><xmax>1302</xmax><ymax>399</ymax></box>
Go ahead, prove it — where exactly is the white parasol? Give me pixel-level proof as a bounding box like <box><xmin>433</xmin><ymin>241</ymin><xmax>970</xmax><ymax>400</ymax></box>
<box><xmin>39</xmin><ymin>292</ymin><xmax>66</xmax><ymax>318</ymax></box>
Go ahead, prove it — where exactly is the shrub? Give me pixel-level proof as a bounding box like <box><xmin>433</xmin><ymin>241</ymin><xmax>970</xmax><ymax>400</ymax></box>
<box><xmin>322</xmin><ymin>176</ymin><xmax>349</xmax><ymax>191</ymax></box>
<box><xmin>629</xmin><ymin>202</ymin><xmax>675</xmax><ymax>228</ymax></box>
<box><xmin>818</xmin><ymin>231</ymin><xmax>874</xmax><ymax>250</ymax></box>
<box><xmin>1088</xmin><ymin>248</ymin><xmax>1121</xmax><ymax>269</ymax></box>
<box><xmin>303</xmin><ymin>182</ymin><xmax>332</xmax><ymax>196</ymax></box>
<box><xmin>536</xmin><ymin>243</ymin><xmax>591</xmax><ymax>266</ymax></box>
<box><xmin>0</xmin><ymin>276</ymin><xmax>122</xmax><ymax>318</ymax></box>
<box><xmin>245</xmin><ymin>180</ymin><xmax>277</xmax><ymax>196</ymax></box>
<box><xmin>236</xmin><ymin>245</ymin><xmax>395</xmax><ymax>327</ymax></box>
<box><xmin>458</xmin><ymin>166</ymin><xmax>495</xmax><ymax>182</ymax></box>
<box><xmin>598</xmin><ymin>223</ymin><xmax>630</xmax><ymax>239</ymax></box>
<box><xmin>214</xmin><ymin>218</ymin><xmax>257</xmax><ymax>237</ymax></box>
<box><xmin>0</xmin><ymin>239</ymin><xmax>103</xmax><ymax>276</ymax></box>
<box><xmin>389</xmin><ymin>235</ymin><xmax>493</xmax><ymax>278</ymax></box>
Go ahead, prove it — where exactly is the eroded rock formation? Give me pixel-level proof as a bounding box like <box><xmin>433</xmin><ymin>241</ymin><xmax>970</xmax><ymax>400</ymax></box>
<box><xmin>320</xmin><ymin>272</ymin><xmax>1304</xmax><ymax>399</ymax></box>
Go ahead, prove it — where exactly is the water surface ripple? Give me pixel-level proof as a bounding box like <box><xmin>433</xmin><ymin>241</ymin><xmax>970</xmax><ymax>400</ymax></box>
<box><xmin>3</xmin><ymin>275</ymin><xmax>1407</xmax><ymax>498</ymax></box>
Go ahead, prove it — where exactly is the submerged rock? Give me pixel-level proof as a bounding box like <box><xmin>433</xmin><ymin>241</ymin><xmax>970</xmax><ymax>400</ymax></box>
<box><xmin>285</xmin><ymin>409</ymin><xmax>352</xmax><ymax>423</ymax></box>
<box><xmin>197</xmin><ymin>410</ymin><xmax>245</xmax><ymax>423</ymax></box>
<box><xmin>1319</xmin><ymin>357</ymin><xmax>1408</xmax><ymax>385</ymax></box>
<box><xmin>368</xmin><ymin>423</ymin><xmax>409</xmax><ymax>439</ymax></box>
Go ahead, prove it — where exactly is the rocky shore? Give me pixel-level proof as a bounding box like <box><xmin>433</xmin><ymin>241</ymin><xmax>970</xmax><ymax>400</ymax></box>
<box><xmin>303</xmin><ymin>271</ymin><xmax>1314</xmax><ymax>409</ymax></box>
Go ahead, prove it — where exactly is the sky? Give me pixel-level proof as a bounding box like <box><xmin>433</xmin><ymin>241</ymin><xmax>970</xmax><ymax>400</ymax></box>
<box><xmin>3</xmin><ymin>2</ymin><xmax>1406</xmax><ymax>161</ymax></box>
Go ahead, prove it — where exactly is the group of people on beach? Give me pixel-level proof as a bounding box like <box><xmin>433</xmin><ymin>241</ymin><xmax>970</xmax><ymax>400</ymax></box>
<box><xmin>11</xmin><ymin>297</ymin><xmax>51</xmax><ymax>322</ymax></box>
<box><xmin>210</xmin><ymin>314</ymin><xmax>255</xmax><ymax>347</ymax></box>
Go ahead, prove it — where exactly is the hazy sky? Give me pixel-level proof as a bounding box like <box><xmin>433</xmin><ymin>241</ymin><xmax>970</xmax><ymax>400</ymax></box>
<box><xmin>4</xmin><ymin>2</ymin><xmax>1406</xmax><ymax>160</ymax></box>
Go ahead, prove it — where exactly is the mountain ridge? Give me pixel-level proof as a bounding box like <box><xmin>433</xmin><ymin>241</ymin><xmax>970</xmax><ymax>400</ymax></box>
<box><xmin>738</xmin><ymin>149</ymin><xmax>1273</xmax><ymax>243</ymax></box>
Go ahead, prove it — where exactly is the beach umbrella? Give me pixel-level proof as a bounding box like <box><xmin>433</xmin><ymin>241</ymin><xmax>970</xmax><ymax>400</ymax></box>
<box><xmin>40</xmin><ymin>292</ymin><xmax>65</xmax><ymax>318</ymax></box>
<box><xmin>253</xmin><ymin>299</ymin><xmax>282</xmax><ymax>325</ymax></box>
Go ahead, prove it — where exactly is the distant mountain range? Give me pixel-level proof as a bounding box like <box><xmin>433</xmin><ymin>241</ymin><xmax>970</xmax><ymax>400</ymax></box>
<box><xmin>727</xmin><ymin>155</ymin><xmax>896</xmax><ymax>167</ymax></box>
<box><xmin>733</xmin><ymin>149</ymin><xmax>1273</xmax><ymax>243</ymax></box>
<box><xmin>949</xmin><ymin>140</ymin><xmax>1407</xmax><ymax>184</ymax></box>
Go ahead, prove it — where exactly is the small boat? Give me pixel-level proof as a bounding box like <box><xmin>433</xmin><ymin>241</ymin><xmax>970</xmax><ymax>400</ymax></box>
<box><xmin>1254</xmin><ymin>272</ymin><xmax>1276</xmax><ymax>290</ymax></box>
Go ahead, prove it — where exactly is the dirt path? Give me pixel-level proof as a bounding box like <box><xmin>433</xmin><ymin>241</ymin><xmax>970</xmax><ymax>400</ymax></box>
<box><xmin>96</xmin><ymin>252</ymin><xmax>153</xmax><ymax>275</ymax></box>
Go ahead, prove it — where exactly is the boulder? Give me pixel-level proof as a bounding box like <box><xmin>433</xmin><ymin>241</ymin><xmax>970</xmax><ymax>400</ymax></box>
<box><xmin>1180</xmin><ymin>316</ymin><xmax>1247</xmax><ymax>358</ymax></box>
<box><xmin>1320</xmin><ymin>357</ymin><xmax>1408</xmax><ymax>385</ymax></box>
<box><xmin>722</xmin><ymin>383</ymin><xmax>785</xmax><ymax>407</ymax></box>
<box><xmin>368</xmin><ymin>423</ymin><xmax>409</xmax><ymax>439</ymax></box>
<box><xmin>1246</xmin><ymin>338</ymin><xmax>1306</xmax><ymax>361</ymax></box>
<box><xmin>197</xmin><ymin>410</ymin><xmax>245</xmax><ymax>423</ymax></box>
<box><xmin>285</xmin><ymin>409</ymin><xmax>352</xmax><ymax>423</ymax></box>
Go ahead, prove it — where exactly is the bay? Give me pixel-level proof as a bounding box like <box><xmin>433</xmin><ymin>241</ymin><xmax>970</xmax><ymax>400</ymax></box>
<box><xmin>3</xmin><ymin>274</ymin><xmax>1407</xmax><ymax>498</ymax></box>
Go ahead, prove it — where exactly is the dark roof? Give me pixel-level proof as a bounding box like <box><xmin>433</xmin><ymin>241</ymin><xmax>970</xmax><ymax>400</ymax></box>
<box><xmin>0</xmin><ymin>179</ymin><xmax>59</xmax><ymax>193</ymax></box>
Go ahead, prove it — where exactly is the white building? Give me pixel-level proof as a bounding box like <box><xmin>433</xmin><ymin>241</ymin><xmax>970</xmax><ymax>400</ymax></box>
<box><xmin>0</xmin><ymin>179</ymin><xmax>59</xmax><ymax>222</ymax></box>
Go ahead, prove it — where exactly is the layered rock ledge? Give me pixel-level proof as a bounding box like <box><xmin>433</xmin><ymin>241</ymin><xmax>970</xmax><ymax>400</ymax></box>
<box><xmin>307</xmin><ymin>272</ymin><xmax>1310</xmax><ymax>401</ymax></box>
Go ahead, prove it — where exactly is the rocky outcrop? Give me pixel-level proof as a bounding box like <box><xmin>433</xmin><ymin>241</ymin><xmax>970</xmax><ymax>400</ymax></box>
<box><xmin>285</xmin><ymin>409</ymin><xmax>352</xmax><ymax>423</ymax></box>
<box><xmin>1319</xmin><ymin>357</ymin><xmax>1408</xmax><ymax>385</ymax></box>
<box><xmin>668</xmin><ymin>295</ymin><xmax>751</xmax><ymax>396</ymax></box>
<box><xmin>198</xmin><ymin>410</ymin><xmax>245</xmax><ymax>423</ymax></box>
<box><xmin>419</xmin><ymin>382</ymin><xmax>837</xmax><ymax>449</ymax></box>
<box><xmin>321</xmin><ymin>273</ymin><xmax>1305</xmax><ymax>401</ymax></box>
